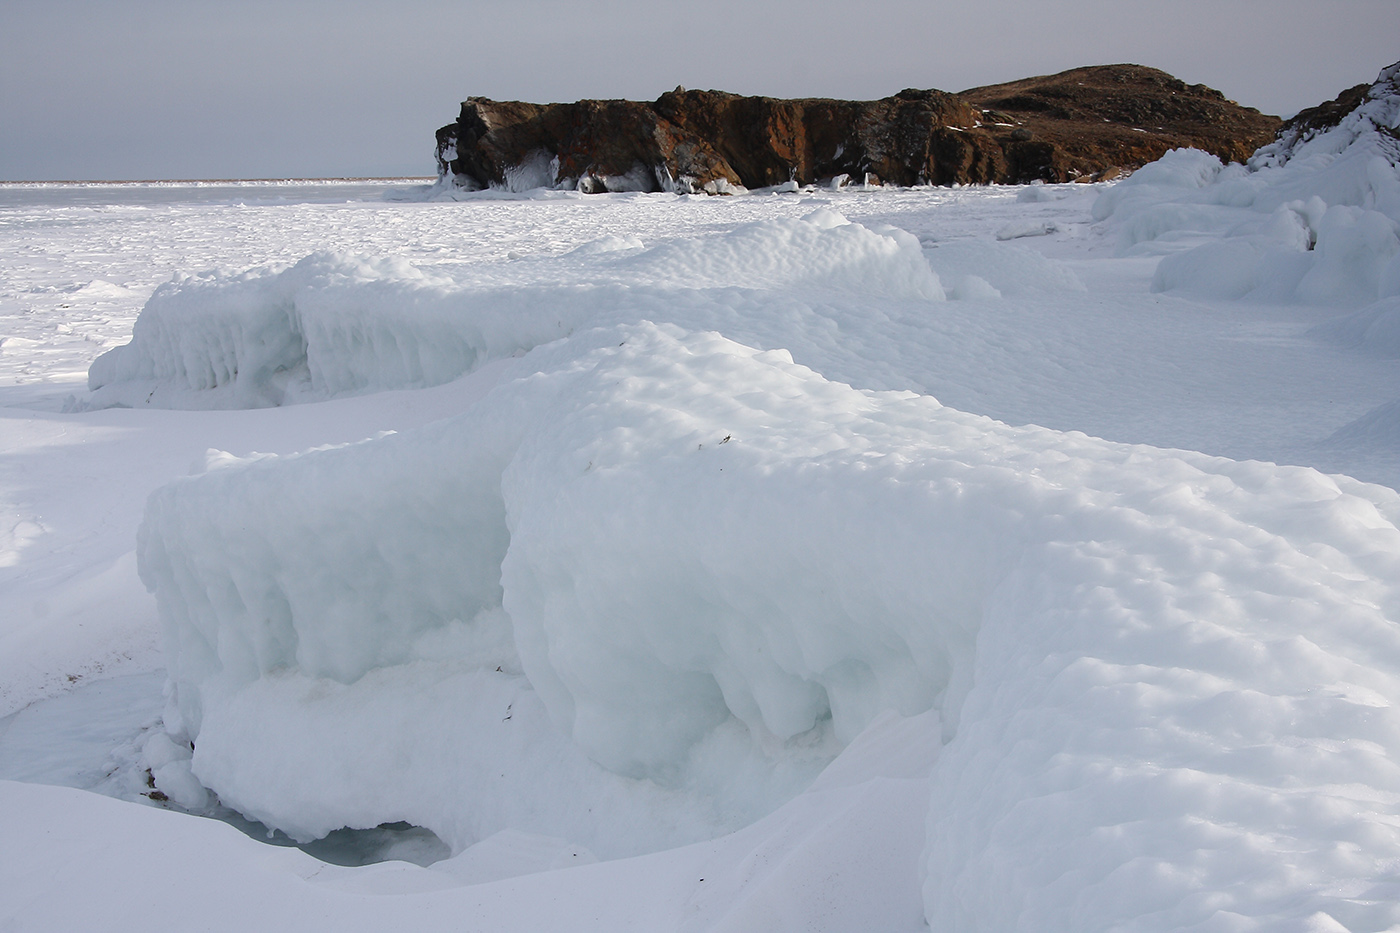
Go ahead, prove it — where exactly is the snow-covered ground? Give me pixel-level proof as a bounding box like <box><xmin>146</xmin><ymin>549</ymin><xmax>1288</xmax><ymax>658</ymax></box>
<box><xmin>4</xmin><ymin>69</ymin><xmax>1400</xmax><ymax>932</ymax></box>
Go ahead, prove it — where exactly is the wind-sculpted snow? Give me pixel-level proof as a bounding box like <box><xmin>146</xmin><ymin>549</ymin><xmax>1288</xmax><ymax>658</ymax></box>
<box><xmin>139</xmin><ymin>321</ymin><xmax>1400</xmax><ymax>929</ymax></box>
<box><xmin>1313</xmin><ymin>295</ymin><xmax>1400</xmax><ymax>358</ymax></box>
<box><xmin>87</xmin><ymin>210</ymin><xmax>944</xmax><ymax>409</ymax></box>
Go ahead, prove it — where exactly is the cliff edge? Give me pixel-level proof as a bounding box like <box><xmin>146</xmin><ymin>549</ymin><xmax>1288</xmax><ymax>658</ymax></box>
<box><xmin>435</xmin><ymin>64</ymin><xmax>1281</xmax><ymax>193</ymax></box>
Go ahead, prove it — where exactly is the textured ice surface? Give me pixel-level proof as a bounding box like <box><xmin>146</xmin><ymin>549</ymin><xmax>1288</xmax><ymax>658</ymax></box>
<box><xmin>140</xmin><ymin>320</ymin><xmax>1400</xmax><ymax>929</ymax></box>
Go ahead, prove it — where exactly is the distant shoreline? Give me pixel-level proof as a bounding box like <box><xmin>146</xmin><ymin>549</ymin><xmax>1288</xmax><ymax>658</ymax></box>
<box><xmin>0</xmin><ymin>176</ymin><xmax>437</xmax><ymax>186</ymax></box>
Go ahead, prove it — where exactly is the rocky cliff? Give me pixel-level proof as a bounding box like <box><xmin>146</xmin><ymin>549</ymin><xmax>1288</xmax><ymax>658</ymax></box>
<box><xmin>435</xmin><ymin>65</ymin><xmax>1281</xmax><ymax>194</ymax></box>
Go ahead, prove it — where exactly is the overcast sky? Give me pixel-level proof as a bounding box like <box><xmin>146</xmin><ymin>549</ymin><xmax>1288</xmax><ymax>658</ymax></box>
<box><xmin>2</xmin><ymin>0</ymin><xmax>1397</xmax><ymax>181</ymax></box>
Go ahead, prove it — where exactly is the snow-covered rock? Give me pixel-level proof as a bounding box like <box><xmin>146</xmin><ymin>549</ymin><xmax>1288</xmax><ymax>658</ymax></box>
<box><xmin>1094</xmin><ymin>62</ymin><xmax>1400</xmax><ymax>308</ymax></box>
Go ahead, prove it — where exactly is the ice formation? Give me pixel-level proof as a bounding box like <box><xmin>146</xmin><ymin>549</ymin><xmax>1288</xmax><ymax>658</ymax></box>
<box><xmin>86</xmin><ymin>211</ymin><xmax>942</xmax><ymax>409</ymax></box>
<box><xmin>137</xmin><ymin>316</ymin><xmax>1400</xmax><ymax>928</ymax></box>
<box><xmin>1094</xmin><ymin>62</ymin><xmax>1400</xmax><ymax>312</ymax></box>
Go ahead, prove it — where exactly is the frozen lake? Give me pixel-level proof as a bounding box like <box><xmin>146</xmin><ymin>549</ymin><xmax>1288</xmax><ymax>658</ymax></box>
<box><xmin>4</xmin><ymin>117</ymin><xmax>1400</xmax><ymax>932</ymax></box>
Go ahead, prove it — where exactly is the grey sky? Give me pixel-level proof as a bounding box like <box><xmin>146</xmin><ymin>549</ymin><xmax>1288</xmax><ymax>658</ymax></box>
<box><xmin>2</xmin><ymin>0</ymin><xmax>1396</xmax><ymax>180</ymax></box>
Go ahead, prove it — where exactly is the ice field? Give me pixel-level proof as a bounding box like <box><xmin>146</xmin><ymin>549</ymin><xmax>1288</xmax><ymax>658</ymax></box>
<box><xmin>4</xmin><ymin>68</ymin><xmax>1400</xmax><ymax>932</ymax></box>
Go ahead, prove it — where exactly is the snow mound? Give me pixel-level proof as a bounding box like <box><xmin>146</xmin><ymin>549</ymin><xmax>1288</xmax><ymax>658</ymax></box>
<box><xmin>566</xmin><ymin>233</ymin><xmax>645</xmax><ymax>255</ymax></box>
<box><xmin>86</xmin><ymin>211</ymin><xmax>943</xmax><ymax>409</ymax></box>
<box><xmin>1015</xmin><ymin>181</ymin><xmax>1069</xmax><ymax>203</ymax></box>
<box><xmin>1311</xmin><ymin>295</ymin><xmax>1400</xmax><ymax>356</ymax></box>
<box><xmin>1148</xmin><ymin>199</ymin><xmax>1400</xmax><ymax>305</ymax></box>
<box><xmin>613</xmin><ymin>208</ymin><xmax>942</xmax><ymax>297</ymax></box>
<box><xmin>922</xmin><ymin>238</ymin><xmax>1085</xmax><ymax>297</ymax></box>
<box><xmin>1094</xmin><ymin>62</ymin><xmax>1400</xmax><ymax>307</ymax></box>
<box><xmin>1326</xmin><ymin>398</ymin><xmax>1400</xmax><ymax>451</ymax></box>
<box><xmin>139</xmin><ymin>321</ymin><xmax>1400</xmax><ymax>929</ymax></box>
<box><xmin>995</xmin><ymin>219</ymin><xmax>1058</xmax><ymax>240</ymax></box>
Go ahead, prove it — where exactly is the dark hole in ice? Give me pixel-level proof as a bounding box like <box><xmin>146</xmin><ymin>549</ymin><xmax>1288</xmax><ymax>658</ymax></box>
<box><xmin>0</xmin><ymin>672</ymin><xmax>452</xmax><ymax>870</ymax></box>
<box><xmin>211</xmin><ymin>805</ymin><xmax>451</xmax><ymax>867</ymax></box>
<box><xmin>299</xmin><ymin>822</ymin><xmax>451</xmax><ymax>868</ymax></box>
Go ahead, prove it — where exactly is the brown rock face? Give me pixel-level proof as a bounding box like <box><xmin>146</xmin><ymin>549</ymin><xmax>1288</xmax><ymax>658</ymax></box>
<box><xmin>1275</xmin><ymin>83</ymin><xmax>1374</xmax><ymax>141</ymax></box>
<box><xmin>435</xmin><ymin>65</ymin><xmax>1281</xmax><ymax>193</ymax></box>
<box><xmin>960</xmin><ymin>65</ymin><xmax>1283</xmax><ymax>182</ymax></box>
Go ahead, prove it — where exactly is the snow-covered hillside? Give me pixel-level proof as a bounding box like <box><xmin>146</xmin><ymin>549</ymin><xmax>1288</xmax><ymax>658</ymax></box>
<box><xmin>3</xmin><ymin>63</ymin><xmax>1400</xmax><ymax>932</ymax></box>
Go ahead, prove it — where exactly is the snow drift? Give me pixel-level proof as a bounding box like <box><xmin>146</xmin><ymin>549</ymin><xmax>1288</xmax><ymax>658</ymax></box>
<box><xmin>139</xmin><ymin>320</ymin><xmax>1400</xmax><ymax>929</ymax></box>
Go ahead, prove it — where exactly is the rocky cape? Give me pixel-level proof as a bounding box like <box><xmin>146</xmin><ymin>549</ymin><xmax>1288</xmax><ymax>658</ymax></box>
<box><xmin>434</xmin><ymin>64</ymin><xmax>1281</xmax><ymax>194</ymax></box>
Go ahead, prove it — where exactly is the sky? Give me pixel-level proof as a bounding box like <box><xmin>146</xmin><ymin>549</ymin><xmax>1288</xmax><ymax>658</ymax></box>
<box><xmin>2</xmin><ymin>0</ymin><xmax>1397</xmax><ymax>181</ymax></box>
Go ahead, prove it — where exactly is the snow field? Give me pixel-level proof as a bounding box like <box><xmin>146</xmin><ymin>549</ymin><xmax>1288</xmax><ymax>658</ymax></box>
<box><xmin>75</xmin><ymin>181</ymin><xmax>1400</xmax><ymax>494</ymax></box>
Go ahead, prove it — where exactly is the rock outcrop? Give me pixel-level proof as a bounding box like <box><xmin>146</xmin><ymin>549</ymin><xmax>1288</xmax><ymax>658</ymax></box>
<box><xmin>959</xmin><ymin>65</ymin><xmax>1281</xmax><ymax>183</ymax></box>
<box><xmin>435</xmin><ymin>65</ymin><xmax>1281</xmax><ymax>194</ymax></box>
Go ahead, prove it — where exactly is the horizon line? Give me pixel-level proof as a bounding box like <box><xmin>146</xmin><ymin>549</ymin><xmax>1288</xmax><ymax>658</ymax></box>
<box><xmin>0</xmin><ymin>175</ymin><xmax>438</xmax><ymax>186</ymax></box>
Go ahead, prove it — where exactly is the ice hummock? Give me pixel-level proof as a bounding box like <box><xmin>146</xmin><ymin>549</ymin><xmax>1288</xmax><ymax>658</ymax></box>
<box><xmin>137</xmin><ymin>318</ymin><xmax>1400</xmax><ymax>929</ymax></box>
<box><xmin>85</xmin><ymin>211</ymin><xmax>943</xmax><ymax>410</ymax></box>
